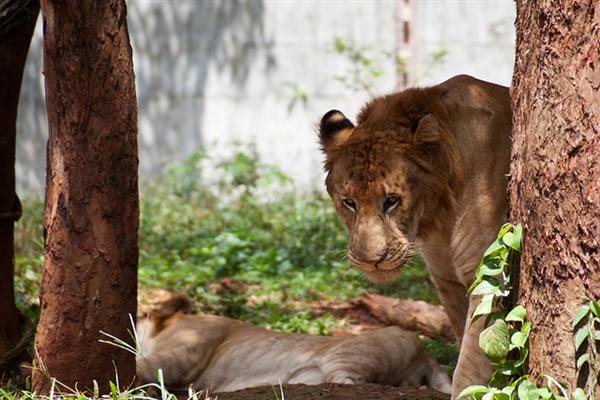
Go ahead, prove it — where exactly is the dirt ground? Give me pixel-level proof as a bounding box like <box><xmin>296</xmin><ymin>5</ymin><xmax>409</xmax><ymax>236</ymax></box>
<box><xmin>214</xmin><ymin>383</ymin><xmax>450</xmax><ymax>400</ymax></box>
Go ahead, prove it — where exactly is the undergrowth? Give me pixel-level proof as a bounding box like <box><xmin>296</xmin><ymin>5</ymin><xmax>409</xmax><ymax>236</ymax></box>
<box><xmin>461</xmin><ymin>224</ymin><xmax>599</xmax><ymax>400</ymax></box>
<box><xmin>12</xmin><ymin>146</ymin><xmax>453</xmax><ymax>369</ymax></box>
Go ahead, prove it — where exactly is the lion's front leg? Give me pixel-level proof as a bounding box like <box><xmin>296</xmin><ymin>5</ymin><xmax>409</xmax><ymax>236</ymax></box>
<box><xmin>451</xmin><ymin>296</ymin><xmax>493</xmax><ymax>399</ymax></box>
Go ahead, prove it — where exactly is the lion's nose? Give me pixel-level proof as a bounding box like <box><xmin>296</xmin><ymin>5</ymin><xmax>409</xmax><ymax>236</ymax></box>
<box><xmin>358</xmin><ymin>250</ymin><xmax>389</xmax><ymax>267</ymax></box>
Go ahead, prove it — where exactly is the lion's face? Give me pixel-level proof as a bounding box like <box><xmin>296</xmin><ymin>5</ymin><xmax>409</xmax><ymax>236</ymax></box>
<box><xmin>318</xmin><ymin>103</ymin><xmax>460</xmax><ymax>283</ymax></box>
<box><xmin>326</xmin><ymin>153</ymin><xmax>421</xmax><ymax>283</ymax></box>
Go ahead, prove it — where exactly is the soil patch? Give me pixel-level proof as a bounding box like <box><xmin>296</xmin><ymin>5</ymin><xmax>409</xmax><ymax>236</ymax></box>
<box><xmin>214</xmin><ymin>383</ymin><xmax>451</xmax><ymax>400</ymax></box>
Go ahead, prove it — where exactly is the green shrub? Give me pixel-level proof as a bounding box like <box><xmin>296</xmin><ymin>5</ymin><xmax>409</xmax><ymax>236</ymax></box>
<box><xmin>14</xmin><ymin>146</ymin><xmax>438</xmax><ymax>334</ymax></box>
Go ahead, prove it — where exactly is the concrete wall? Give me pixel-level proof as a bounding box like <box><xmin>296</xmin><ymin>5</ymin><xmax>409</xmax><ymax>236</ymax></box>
<box><xmin>15</xmin><ymin>0</ymin><xmax>515</xmax><ymax>194</ymax></box>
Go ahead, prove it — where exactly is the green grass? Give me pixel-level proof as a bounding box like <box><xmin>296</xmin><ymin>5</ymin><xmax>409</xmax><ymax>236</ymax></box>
<box><xmin>10</xmin><ymin>146</ymin><xmax>457</xmax><ymax>396</ymax></box>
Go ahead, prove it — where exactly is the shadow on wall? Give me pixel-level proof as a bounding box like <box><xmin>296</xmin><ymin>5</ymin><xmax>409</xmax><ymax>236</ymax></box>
<box><xmin>16</xmin><ymin>0</ymin><xmax>273</xmax><ymax>193</ymax></box>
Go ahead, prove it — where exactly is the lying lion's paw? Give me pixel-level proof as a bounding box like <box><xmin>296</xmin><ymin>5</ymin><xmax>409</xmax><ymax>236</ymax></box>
<box><xmin>330</xmin><ymin>376</ymin><xmax>360</xmax><ymax>385</ymax></box>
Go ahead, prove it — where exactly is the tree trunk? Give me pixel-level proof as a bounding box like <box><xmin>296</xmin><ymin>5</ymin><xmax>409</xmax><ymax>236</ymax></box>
<box><xmin>32</xmin><ymin>0</ymin><xmax>139</xmax><ymax>393</ymax></box>
<box><xmin>0</xmin><ymin>0</ymin><xmax>38</xmax><ymax>381</ymax></box>
<box><xmin>509</xmin><ymin>0</ymin><xmax>600</xmax><ymax>391</ymax></box>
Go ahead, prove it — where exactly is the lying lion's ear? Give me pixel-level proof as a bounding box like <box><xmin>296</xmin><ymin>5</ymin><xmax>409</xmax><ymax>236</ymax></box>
<box><xmin>319</xmin><ymin>110</ymin><xmax>354</xmax><ymax>151</ymax></box>
<box><xmin>412</xmin><ymin>114</ymin><xmax>440</xmax><ymax>146</ymax></box>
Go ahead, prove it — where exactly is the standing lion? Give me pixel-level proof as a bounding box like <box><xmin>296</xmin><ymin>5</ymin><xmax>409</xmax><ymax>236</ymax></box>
<box><xmin>318</xmin><ymin>75</ymin><xmax>511</xmax><ymax>398</ymax></box>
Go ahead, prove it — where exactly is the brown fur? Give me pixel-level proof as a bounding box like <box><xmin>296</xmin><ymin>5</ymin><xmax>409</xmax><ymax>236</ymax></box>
<box><xmin>135</xmin><ymin>293</ymin><xmax>451</xmax><ymax>394</ymax></box>
<box><xmin>318</xmin><ymin>75</ymin><xmax>512</xmax><ymax>398</ymax></box>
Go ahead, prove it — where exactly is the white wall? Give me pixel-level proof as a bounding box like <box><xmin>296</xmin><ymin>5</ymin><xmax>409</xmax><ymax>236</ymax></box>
<box><xmin>15</xmin><ymin>0</ymin><xmax>515</xmax><ymax>194</ymax></box>
<box><xmin>413</xmin><ymin>0</ymin><xmax>515</xmax><ymax>87</ymax></box>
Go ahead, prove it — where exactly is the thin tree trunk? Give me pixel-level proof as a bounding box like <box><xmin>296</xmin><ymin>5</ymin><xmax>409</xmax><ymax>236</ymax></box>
<box><xmin>32</xmin><ymin>0</ymin><xmax>139</xmax><ymax>393</ymax></box>
<box><xmin>0</xmin><ymin>0</ymin><xmax>38</xmax><ymax>380</ymax></box>
<box><xmin>509</xmin><ymin>0</ymin><xmax>600</xmax><ymax>391</ymax></box>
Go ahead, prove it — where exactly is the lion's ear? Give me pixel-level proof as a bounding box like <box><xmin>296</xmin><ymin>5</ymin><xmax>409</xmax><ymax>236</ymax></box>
<box><xmin>412</xmin><ymin>114</ymin><xmax>441</xmax><ymax>146</ymax></box>
<box><xmin>319</xmin><ymin>110</ymin><xmax>354</xmax><ymax>152</ymax></box>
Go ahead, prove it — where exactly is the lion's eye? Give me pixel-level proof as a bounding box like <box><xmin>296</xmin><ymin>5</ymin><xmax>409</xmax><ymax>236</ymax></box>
<box><xmin>383</xmin><ymin>197</ymin><xmax>400</xmax><ymax>212</ymax></box>
<box><xmin>342</xmin><ymin>198</ymin><xmax>357</xmax><ymax>212</ymax></box>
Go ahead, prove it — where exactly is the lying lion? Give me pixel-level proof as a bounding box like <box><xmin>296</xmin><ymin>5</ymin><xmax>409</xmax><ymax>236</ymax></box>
<box><xmin>135</xmin><ymin>292</ymin><xmax>451</xmax><ymax>394</ymax></box>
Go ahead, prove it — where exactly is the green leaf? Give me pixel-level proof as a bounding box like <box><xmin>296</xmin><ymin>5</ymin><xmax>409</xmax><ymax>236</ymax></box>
<box><xmin>572</xmin><ymin>305</ymin><xmax>590</xmax><ymax>328</ymax></box>
<box><xmin>501</xmin><ymin>231</ymin><xmax>518</xmax><ymax>251</ymax></box>
<box><xmin>484</xmin><ymin>240</ymin><xmax>505</xmax><ymax>258</ymax></box>
<box><xmin>572</xmin><ymin>388</ymin><xmax>586</xmax><ymax>400</ymax></box>
<box><xmin>500</xmin><ymin>386</ymin><xmax>514</xmax><ymax>396</ymax></box>
<box><xmin>502</xmin><ymin>230</ymin><xmax>522</xmax><ymax>252</ymax></box>
<box><xmin>471</xmin><ymin>278</ymin><xmax>505</xmax><ymax>296</ymax></box>
<box><xmin>521</xmin><ymin>321</ymin><xmax>531</xmax><ymax>337</ymax></box>
<box><xmin>499</xmin><ymin>359</ymin><xmax>520</xmax><ymax>376</ymax></box>
<box><xmin>480</xmin><ymin>319</ymin><xmax>510</xmax><ymax>362</ymax></box>
<box><xmin>515</xmin><ymin>347</ymin><xmax>529</xmax><ymax>367</ymax></box>
<box><xmin>472</xmin><ymin>294</ymin><xmax>494</xmax><ymax>320</ymax></box>
<box><xmin>533</xmin><ymin>388</ymin><xmax>552</xmax><ymax>399</ymax></box>
<box><xmin>483</xmin><ymin>389</ymin><xmax>499</xmax><ymax>400</ymax></box>
<box><xmin>510</xmin><ymin>322</ymin><xmax>531</xmax><ymax>349</ymax></box>
<box><xmin>576</xmin><ymin>353</ymin><xmax>589</xmax><ymax>369</ymax></box>
<box><xmin>491</xmin><ymin>392</ymin><xmax>510</xmax><ymax>400</ymax></box>
<box><xmin>458</xmin><ymin>385</ymin><xmax>490</xmax><ymax>398</ymax></box>
<box><xmin>468</xmin><ymin>275</ymin><xmax>484</xmax><ymax>294</ymax></box>
<box><xmin>511</xmin><ymin>331</ymin><xmax>528</xmax><ymax>349</ymax></box>
<box><xmin>506</xmin><ymin>305</ymin><xmax>526</xmax><ymax>323</ymax></box>
<box><xmin>574</xmin><ymin>326</ymin><xmax>589</xmax><ymax>351</ymax></box>
<box><xmin>497</xmin><ymin>224</ymin><xmax>513</xmax><ymax>240</ymax></box>
<box><xmin>513</xmin><ymin>224</ymin><xmax>523</xmax><ymax>248</ymax></box>
<box><xmin>517</xmin><ymin>380</ymin><xmax>540</xmax><ymax>400</ymax></box>
<box><xmin>595</xmin><ymin>331</ymin><xmax>600</xmax><ymax>341</ymax></box>
<box><xmin>478</xmin><ymin>259</ymin><xmax>505</xmax><ymax>277</ymax></box>
<box><xmin>589</xmin><ymin>300</ymin><xmax>600</xmax><ymax>317</ymax></box>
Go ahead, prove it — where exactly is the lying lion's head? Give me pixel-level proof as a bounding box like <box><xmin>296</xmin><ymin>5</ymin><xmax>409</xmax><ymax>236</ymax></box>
<box><xmin>319</xmin><ymin>89</ymin><xmax>463</xmax><ymax>283</ymax></box>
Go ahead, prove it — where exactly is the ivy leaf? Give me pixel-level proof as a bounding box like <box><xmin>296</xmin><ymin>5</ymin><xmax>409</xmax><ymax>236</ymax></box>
<box><xmin>497</xmin><ymin>224</ymin><xmax>513</xmax><ymax>240</ymax></box>
<box><xmin>468</xmin><ymin>276</ymin><xmax>483</xmax><ymax>294</ymax></box>
<box><xmin>517</xmin><ymin>380</ymin><xmax>540</xmax><ymax>400</ymax></box>
<box><xmin>483</xmin><ymin>240</ymin><xmax>504</xmax><ymax>258</ymax></box>
<box><xmin>505</xmin><ymin>305</ymin><xmax>526</xmax><ymax>323</ymax></box>
<box><xmin>458</xmin><ymin>385</ymin><xmax>490</xmax><ymax>398</ymax></box>
<box><xmin>574</xmin><ymin>326</ymin><xmax>589</xmax><ymax>351</ymax></box>
<box><xmin>572</xmin><ymin>388</ymin><xmax>586</xmax><ymax>400</ymax></box>
<box><xmin>521</xmin><ymin>321</ymin><xmax>531</xmax><ymax>337</ymax></box>
<box><xmin>500</xmin><ymin>386</ymin><xmax>514</xmax><ymax>396</ymax></box>
<box><xmin>482</xmin><ymin>388</ymin><xmax>499</xmax><ymax>400</ymax></box>
<box><xmin>472</xmin><ymin>294</ymin><xmax>495</xmax><ymax>321</ymax></box>
<box><xmin>511</xmin><ymin>331</ymin><xmax>528</xmax><ymax>349</ymax></box>
<box><xmin>514</xmin><ymin>347</ymin><xmax>528</xmax><ymax>367</ymax></box>
<box><xmin>589</xmin><ymin>300</ymin><xmax>600</xmax><ymax>317</ymax></box>
<box><xmin>501</xmin><ymin>232</ymin><xmax>516</xmax><ymax>251</ymax></box>
<box><xmin>533</xmin><ymin>388</ymin><xmax>552</xmax><ymax>399</ymax></box>
<box><xmin>491</xmin><ymin>392</ymin><xmax>510</xmax><ymax>400</ymax></box>
<box><xmin>572</xmin><ymin>305</ymin><xmax>590</xmax><ymax>328</ymax></box>
<box><xmin>576</xmin><ymin>353</ymin><xmax>589</xmax><ymax>369</ymax></box>
<box><xmin>499</xmin><ymin>359</ymin><xmax>520</xmax><ymax>376</ymax></box>
<box><xmin>513</xmin><ymin>224</ymin><xmax>523</xmax><ymax>248</ymax></box>
<box><xmin>478</xmin><ymin>259</ymin><xmax>505</xmax><ymax>277</ymax></box>
<box><xmin>471</xmin><ymin>278</ymin><xmax>505</xmax><ymax>296</ymax></box>
<box><xmin>480</xmin><ymin>319</ymin><xmax>510</xmax><ymax>362</ymax></box>
<box><xmin>501</xmin><ymin>224</ymin><xmax>522</xmax><ymax>251</ymax></box>
<box><xmin>509</xmin><ymin>322</ymin><xmax>530</xmax><ymax>349</ymax></box>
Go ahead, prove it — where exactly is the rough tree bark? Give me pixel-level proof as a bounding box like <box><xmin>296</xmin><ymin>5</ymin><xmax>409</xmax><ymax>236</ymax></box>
<box><xmin>509</xmin><ymin>0</ymin><xmax>600</xmax><ymax>391</ymax></box>
<box><xmin>0</xmin><ymin>0</ymin><xmax>38</xmax><ymax>380</ymax></box>
<box><xmin>32</xmin><ymin>0</ymin><xmax>139</xmax><ymax>393</ymax></box>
